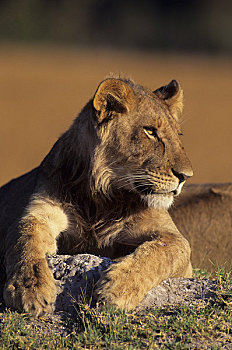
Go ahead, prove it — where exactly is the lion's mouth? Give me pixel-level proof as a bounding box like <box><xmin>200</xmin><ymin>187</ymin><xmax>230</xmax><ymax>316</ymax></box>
<box><xmin>133</xmin><ymin>180</ymin><xmax>182</xmax><ymax>209</ymax></box>
<box><xmin>134</xmin><ymin>181</ymin><xmax>178</xmax><ymax>197</ymax></box>
<box><xmin>172</xmin><ymin>189</ymin><xmax>178</xmax><ymax>196</ymax></box>
<box><xmin>172</xmin><ymin>182</ymin><xmax>184</xmax><ymax>197</ymax></box>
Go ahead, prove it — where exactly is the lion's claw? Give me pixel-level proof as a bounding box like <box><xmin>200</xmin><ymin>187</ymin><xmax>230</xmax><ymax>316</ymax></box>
<box><xmin>4</xmin><ymin>262</ymin><xmax>56</xmax><ymax>316</ymax></box>
<box><xmin>95</xmin><ymin>259</ymin><xmax>147</xmax><ymax>310</ymax></box>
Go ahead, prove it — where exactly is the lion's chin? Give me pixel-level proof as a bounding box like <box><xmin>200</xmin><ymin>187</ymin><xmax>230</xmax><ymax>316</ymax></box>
<box><xmin>142</xmin><ymin>193</ymin><xmax>174</xmax><ymax>210</ymax></box>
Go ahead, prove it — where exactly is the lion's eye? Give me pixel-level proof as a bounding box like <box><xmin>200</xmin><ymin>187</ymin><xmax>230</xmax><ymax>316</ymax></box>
<box><xmin>143</xmin><ymin>127</ymin><xmax>158</xmax><ymax>139</ymax></box>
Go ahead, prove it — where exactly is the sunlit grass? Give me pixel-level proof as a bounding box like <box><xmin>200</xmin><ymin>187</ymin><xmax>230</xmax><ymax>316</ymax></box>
<box><xmin>0</xmin><ymin>266</ymin><xmax>231</xmax><ymax>349</ymax></box>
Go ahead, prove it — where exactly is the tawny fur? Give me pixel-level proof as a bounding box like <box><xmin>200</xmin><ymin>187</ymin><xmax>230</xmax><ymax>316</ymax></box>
<box><xmin>170</xmin><ymin>183</ymin><xmax>232</xmax><ymax>271</ymax></box>
<box><xmin>0</xmin><ymin>76</ymin><xmax>193</xmax><ymax>315</ymax></box>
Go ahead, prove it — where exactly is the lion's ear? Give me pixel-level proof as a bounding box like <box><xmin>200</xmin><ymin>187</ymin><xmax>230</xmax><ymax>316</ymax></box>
<box><xmin>93</xmin><ymin>78</ymin><xmax>134</xmax><ymax>123</ymax></box>
<box><xmin>154</xmin><ymin>80</ymin><xmax>183</xmax><ymax>120</ymax></box>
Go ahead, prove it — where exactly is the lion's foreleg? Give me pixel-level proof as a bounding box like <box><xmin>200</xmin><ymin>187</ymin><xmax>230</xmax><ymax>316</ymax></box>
<box><xmin>4</xmin><ymin>196</ymin><xmax>68</xmax><ymax>316</ymax></box>
<box><xmin>95</xmin><ymin>232</ymin><xmax>192</xmax><ymax>310</ymax></box>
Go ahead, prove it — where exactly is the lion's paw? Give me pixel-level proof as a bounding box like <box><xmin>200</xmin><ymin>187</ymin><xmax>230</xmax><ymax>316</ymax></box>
<box><xmin>95</xmin><ymin>258</ymin><xmax>147</xmax><ymax>310</ymax></box>
<box><xmin>4</xmin><ymin>260</ymin><xmax>56</xmax><ymax>316</ymax></box>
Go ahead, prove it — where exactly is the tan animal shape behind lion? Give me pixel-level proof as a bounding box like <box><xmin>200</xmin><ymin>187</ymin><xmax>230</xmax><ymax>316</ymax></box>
<box><xmin>0</xmin><ymin>77</ymin><xmax>193</xmax><ymax>316</ymax></box>
<box><xmin>170</xmin><ymin>183</ymin><xmax>232</xmax><ymax>271</ymax></box>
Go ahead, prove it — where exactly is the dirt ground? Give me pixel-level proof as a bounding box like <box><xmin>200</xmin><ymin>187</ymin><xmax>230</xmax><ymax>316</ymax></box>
<box><xmin>0</xmin><ymin>44</ymin><xmax>232</xmax><ymax>187</ymax></box>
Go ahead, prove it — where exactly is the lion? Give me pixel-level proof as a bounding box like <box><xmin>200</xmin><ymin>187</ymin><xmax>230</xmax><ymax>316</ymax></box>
<box><xmin>0</xmin><ymin>76</ymin><xmax>193</xmax><ymax>316</ymax></box>
<box><xmin>170</xmin><ymin>183</ymin><xmax>232</xmax><ymax>271</ymax></box>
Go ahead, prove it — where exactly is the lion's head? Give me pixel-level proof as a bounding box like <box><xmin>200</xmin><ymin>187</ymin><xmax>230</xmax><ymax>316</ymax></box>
<box><xmin>49</xmin><ymin>77</ymin><xmax>193</xmax><ymax>211</ymax></box>
<box><xmin>90</xmin><ymin>77</ymin><xmax>193</xmax><ymax>209</ymax></box>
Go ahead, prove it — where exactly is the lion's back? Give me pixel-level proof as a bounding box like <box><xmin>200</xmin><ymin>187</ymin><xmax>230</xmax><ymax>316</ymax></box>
<box><xmin>170</xmin><ymin>183</ymin><xmax>232</xmax><ymax>270</ymax></box>
<box><xmin>0</xmin><ymin>168</ymin><xmax>38</xmax><ymax>255</ymax></box>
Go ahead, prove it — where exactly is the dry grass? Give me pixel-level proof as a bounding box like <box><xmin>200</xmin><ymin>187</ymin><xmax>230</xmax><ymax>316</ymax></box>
<box><xmin>0</xmin><ymin>44</ymin><xmax>232</xmax><ymax>186</ymax></box>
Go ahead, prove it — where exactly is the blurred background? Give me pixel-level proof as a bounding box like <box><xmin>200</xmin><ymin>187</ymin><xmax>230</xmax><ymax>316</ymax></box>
<box><xmin>0</xmin><ymin>0</ymin><xmax>232</xmax><ymax>186</ymax></box>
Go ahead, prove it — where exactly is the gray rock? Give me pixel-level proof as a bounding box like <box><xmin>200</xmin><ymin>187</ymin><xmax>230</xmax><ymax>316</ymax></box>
<box><xmin>47</xmin><ymin>254</ymin><xmax>218</xmax><ymax>317</ymax></box>
<box><xmin>138</xmin><ymin>277</ymin><xmax>217</xmax><ymax>310</ymax></box>
<box><xmin>47</xmin><ymin>254</ymin><xmax>113</xmax><ymax>315</ymax></box>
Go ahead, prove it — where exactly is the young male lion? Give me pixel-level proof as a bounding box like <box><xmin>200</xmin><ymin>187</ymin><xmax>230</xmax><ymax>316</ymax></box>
<box><xmin>0</xmin><ymin>77</ymin><xmax>193</xmax><ymax>316</ymax></box>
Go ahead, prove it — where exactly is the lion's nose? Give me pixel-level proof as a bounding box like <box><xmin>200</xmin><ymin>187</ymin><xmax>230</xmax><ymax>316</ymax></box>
<box><xmin>172</xmin><ymin>168</ymin><xmax>192</xmax><ymax>183</ymax></box>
